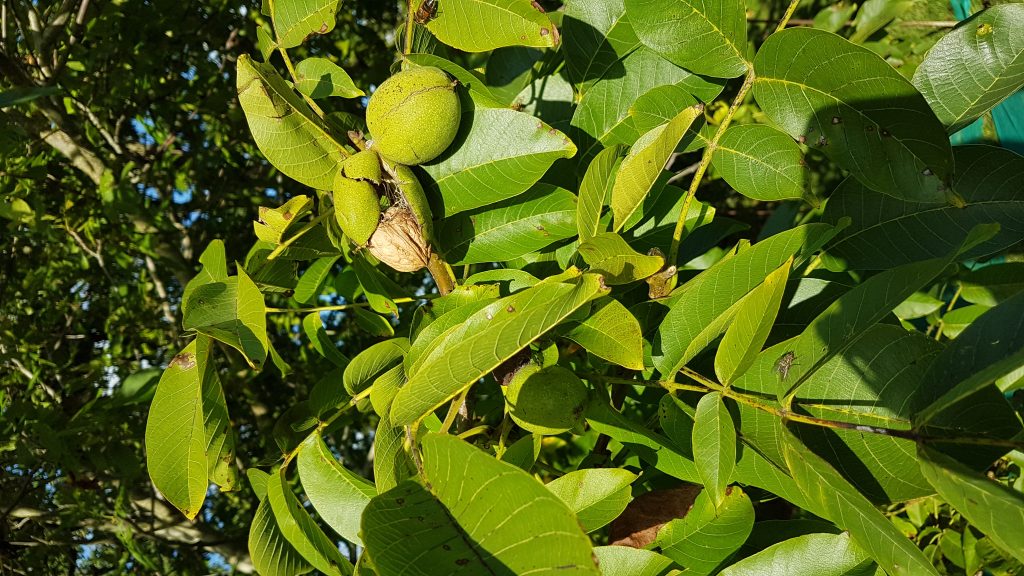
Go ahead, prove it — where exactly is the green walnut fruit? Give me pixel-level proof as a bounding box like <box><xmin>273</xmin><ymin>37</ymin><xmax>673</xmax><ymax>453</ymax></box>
<box><xmin>341</xmin><ymin>149</ymin><xmax>383</xmax><ymax>183</ymax></box>
<box><xmin>505</xmin><ymin>364</ymin><xmax>588</xmax><ymax>435</ymax></box>
<box><xmin>366</xmin><ymin>66</ymin><xmax>460</xmax><ymax>166</ymax></box>
<box><xmin>333</xmin><ymin>172</ymin><xmax>381</xmax><ymax>246</ymax></box>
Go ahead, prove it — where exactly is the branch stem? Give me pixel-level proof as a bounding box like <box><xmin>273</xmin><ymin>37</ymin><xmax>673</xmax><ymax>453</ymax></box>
<box><xmin>404</xmin><ymin>0</ymin><xmax>416</xmax><ymax>56</ymax></box>
<box><xmin>266</xmin><ymin>210</ymin><xmax>330</xmax><ymax>261</ymax></box>
<box><xmin>589</xmin><ymin>369</ymin><xmax>1024</xmax><ymax>450</ymax></box>
<box><xmin>267</xmin><ymin>0</ymin><xmax>325</xmax><ymax>118</ymax></box>
<box><xmin>667</xmin><ymin>68</ymin><xmax>755</xmax><ymax>269</ymax></box>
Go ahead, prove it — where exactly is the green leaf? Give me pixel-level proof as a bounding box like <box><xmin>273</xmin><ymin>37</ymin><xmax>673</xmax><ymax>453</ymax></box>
<box><xmin>655</xmin><ymin>487</ymin><xmax>754</xmax><ymax>574</ymax></box>
<box><xmin>182</xmin><ymin>240</ymin><xmax>229</xmax><ymax>318</ymax></box>
<box><xmin>269</xmin><ymin>0</ymin><xmax>339</xmax><ymax>48</ymax></box>
<box><xmin>0</xmin><ymin>85</ymin><xmax>60</xmax><ymax>108</ymax></box>
<box><xmin>248</xmin><ymin>469</ymin><xmax>271</xmax><ymax>501</ymax></box>
<box><xmin>912</xmin><ymin>4</ymin><xmax>1024</xmax><ymax>134</ymax></box>
<box><xmin>781</xmin><ymin>428</ymin><xmax>939</xmax><ymax>576</ymax></box>
<box><xmin>577</xmin><ymin>145</ymin><xmax>621</xmax><ymax>242</ymax></box>
<box><xmin>249</xmin><ymin>496</ymin><xmax>312</xmax><ymax>576</ymax></box>
<box><xmin>563</xmin><ymin>297</ymin><xmax>645</xmax><ymax>370</ymax></box>
<box><xmin>183</xmin><ymin>268</ymin><xmax>268</xmax><ymax>369</ymax></box>
<box><xmin>421</xmin><ymin>106</ymin><xmax>577</xmax><ymax>216</ymax></box>
<box><xmin>753</xmin><ymin>28</ymin><xmax>952</xmax><ymax>202</ymax></box>
<box><xmin>586</xmin><ymin>395</ymin><xmax>698</xmax><ymax>482</ymax></box>
<box><xmin>546</xmin><ymin>468</ymin><xmax>637</xmax><ymax>532</ymax></box>
<box><xmin>390</xmin><ymin>273</ymin><xmax>606</xmax><ymax>425</ymax></box>
<box><xmin>406</xmin><ymin>298</ymin><xmax>498</xmax><ymax>377</ymax></box>
<box><xmin>0</xmin><ymin>197</ymin><xmax>34</xmax><ymax>223</ymax></box>
<box><xmin>436</xmin><ymin>184</ymin><xmax>578</xmax><ymax>264</ymax></box>
<box><xmin>719</xmin><ymin>532</ymin><xmax>876</xmax><ymax>576</ymax></box>
<box><xmin>562</xmin><ymin>0</ymin><xmax>641</xmax><ymax>91</ymax></box>
<box><xmin>938</xmin><ymin>304</ymin><xmax>990</xmax><ymax>339</ymax></box>
<box><xmin>257</xmin><ymin>24</ymin><xmax>277</xmax><ymax>61</ymax></box>
<box><xmin>624</xmin><ymin>0</ymin><xmax>748</xmax><ymax>78</ymax></box>
<box><xmin>960</xmin><ymin>263</ymin><xmax>1024</xmax><ymax>306</ymax></box>
<box><xmin>405</xmin><ymin>53</ymin><xmax>506</xmax><ymax>108</ymax></box>
<box><xmin>715</xmin><ymin>258</ymin><xmax>791</xmax><ymax>384</ymax></box>
<box><xmin>255</xmin><ymin>196</ymin><xmax>314</xmax><ymax>245</ymax></box>
<box><xmin>572</xmin><ymin>47</ymin><xmax>725</xmax><ymax>159</ymax></box>
<box><xmin>372</xmin><ymin>419</ymin><xmax>412</xmax><ymax>493</ymax></box>
<box><xmin>693</xmin><ymin>392</ymin><xmax>736</xmax><ymax>509</ymax></box>
<box><xmin>777</xmin><ymin>327</ymin><xmax>936</xmax><ymax>503</ymax></box>
<box><xmin>779</xmin><ymin>225</ymin><xmax>998</xmax><ymax>400</ymax></box>
<box><xmin>202</xmin><ymin>352</ymin><xmax>237</xmax><ymax>491</ymax></box>
<box><xmin>145</xmin><ymin>339</ymin><xmax>209</xmax><ymax>520</ymax></box>
<box><xmin>424</xmin><ymin>0</ymin><xmax>560</xmax><ymax>53</ymax></box>
<box><xmin>343</xmin><ymin>338</ymin><xmax>408</xmax><ymax>396</ymax></box>
<box><xmin>301</xmin><ymin>313</ymin><xmax>349</xmax><ymax>367</ymax></box>
<box><xmin>731</xmin><ymin>324</ymin><xmax>1020</xmax><ymax>505</ymax></box>
<box><xmin>654</xmin><ymin>223</ymin><xmax>836</xmax><ymax>376</ymax></box>
<box><xmin>294</xmin><ymin>58</ymin><xmax>363</xmax><ymax>99</ymax></box>
<box><xmin>823</xmin><ymin>146</ymin><xmax>1024</xmax><ymax>269</ymax></box>
<box><xmin>267</xmin><ymin>472</ymin><xmax>352</xmax><ymax>575</ymax></box>
<box><xmin>578</xmin><ymin>232</ymin><xmax>664</xmax><ymax>285</ymax></box>
<box><xmin>499</xmin><ymin>432</ymin><xmax>541</xmax><ymax>471</ymax></box>
<box><xmin>237</xmin><ymin>54</ymin><xmax>347</xmax><ymax>190</ymax></box>
<box><xmin>611</xmin><ymin>104</ymin><xmax>703</xmax><ymax>230</ymax></box>
<box><xmin>294</xmin><ymin>256</ymin><xmax>339</xmax><ymax>304</ymax></box>
<box><xmin>915</xmin><ymin>290</ymin><xmax>1024</xmax><ymax>426</ymax></box>
<box><xmin>591</xmin><ymin>546</ymin><xmax>674</xmax><ymax>576</ymax></box>
<box><xmin>309</xmin><ymin>366</ymin><xmax>348</xmax><ymax>417</ymax></box>
<box><xmin>711</xmin><ymin>124</ymin><xmax>809</xmax><ymax>203</ymax></box>
<box><xmin>485</xmin><ymin>46</ymin><xmax>543</xmax><ymax>106</ymax></box>
<box><xmin>351</xmin><ymin>254</ymin><xmax>400</xmax><ymax>315</ymax></box>
<box><xmin>297</xmin><ymin>433</ymin><xmax>376</xmax><ymax>546</ymax></box>
<box><xmin>918</xmin><ymin>445</ymin><xmax>1024</xmax><ymax>564</ymax></box>
<box><xmin>850</xmin><ymin>0</ymin><xmax>913</xmax><ymax>44</ymax></box>
<box><xmin>894</xmin><ymin>291</ymin><xmax>945</xmax><ymax>320</ymax></box>
<box><xmin>616</xmin><ymin>85</ymin><xmax>705</xmax><ymax>150</ymax></box>
<box><xmin>361</xmin><ymin>434</ymin><xmax>598</xmax><ymax>574</ymax></box>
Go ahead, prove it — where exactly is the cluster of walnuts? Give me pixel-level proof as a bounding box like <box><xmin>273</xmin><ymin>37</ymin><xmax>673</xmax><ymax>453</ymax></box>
<box><xmin>335</xmin><ymin>66</ymin><xmax>460</xmax><ymax>273</ymax></box>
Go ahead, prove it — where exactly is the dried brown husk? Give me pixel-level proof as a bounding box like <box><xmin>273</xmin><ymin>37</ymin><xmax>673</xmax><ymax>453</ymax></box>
<box><xmin>367</xmin><ymin>206</ymin><xmax>431</xmax><ymax>272</ymax></box>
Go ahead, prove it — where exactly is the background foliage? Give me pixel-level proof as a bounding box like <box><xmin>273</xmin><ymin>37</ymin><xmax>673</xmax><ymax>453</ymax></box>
<box><xmin>2</xmin><ymin>0</ymin><xmax>1024</xmax><ymax>574</ymax></box>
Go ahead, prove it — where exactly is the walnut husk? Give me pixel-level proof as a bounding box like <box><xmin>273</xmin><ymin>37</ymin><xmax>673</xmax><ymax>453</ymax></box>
<box><xmin>366</xmin><ymin>206</ymin><xmax>431</xmax><ymax>272</ymax></box>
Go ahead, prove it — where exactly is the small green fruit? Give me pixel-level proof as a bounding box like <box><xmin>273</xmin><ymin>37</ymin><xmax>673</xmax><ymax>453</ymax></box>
<box><xmin>505</xmin><ymin>364</ymin><xmax>588</xmax><ymax>435</ymax></box>
<box><xmin>366</xmin><ymin>66</ymin><xmax>460</xmax><ymax>166</ymax></box>
<box><xmin>333</xmin><ymin>173</ymin><xmax>381</xmax><ymax>246</ymax></box>
<box><xmin>341</xmin><ymin>149</ymin><xmax>383</xmax><ymax>183</ymax></box>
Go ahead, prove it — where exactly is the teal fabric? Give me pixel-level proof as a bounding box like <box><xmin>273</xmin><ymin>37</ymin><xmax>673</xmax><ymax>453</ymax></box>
<box><xmin>950</xmin><ymin>0</ymin><xmax>971</xmax><ymax>20</ymax></box>
<box><xmin>992</xmin><ymin>91</ymin><xmax>1024</xmax><ymax>155</ymax></box>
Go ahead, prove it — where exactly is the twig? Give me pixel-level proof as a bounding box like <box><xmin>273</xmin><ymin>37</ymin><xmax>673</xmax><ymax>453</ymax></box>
<box><xmin>145</xmin><ymin>255</ymin><xmax>177</xmax><ymax>328</ymax></box>
<box><xmin>748</xmin><ymin>18</ymin><xmax>957</xmax><ymax>28</ymax></box>
<box><xmin>266</xmin><ymin>297</ymin><xmax>424</xmax><ymax>314</ymax></box>
<box><xmin>404</xmin><ymin>0</ymin><xmax>416</xmax><ymax>56</ymax></box>
<box><xmin>265</xmin><ymin>0</ymin><xmax>325</xmax><ymax>118</ymax></box>
<box><xmin>266</xmin><ymin>210</ymin><xmax>330</xmax><ymax>260</ymax></box>
<box><xmin>439</xmin><ymin>387</ymin><xmax>470</xmax><ymax>435</ymax></box>
<box><xmin>667</xmin><ymin>69</ymin><xmax>755</xmax><ymax>268</ymax></box>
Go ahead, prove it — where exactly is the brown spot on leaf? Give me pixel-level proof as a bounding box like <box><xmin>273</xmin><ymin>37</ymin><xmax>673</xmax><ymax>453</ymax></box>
<box><xmin>797</xmin><ymin>135</ymin><xmax>807</xmax><ymax>144</ymax></box>
<box><xmin>817</xmin><ymin>135</ymin><xmax>828</xmax><ymax>146</ymax></box>
<box><xmin>455</xmin><ymin>558</ymin><xmax>470</xmax><ymax>566</ymax></box>
<box><xmin>171</xmin><ymin>352</ymin><xmax>196</xmax><ymax>370</ymax></box>
<box><xmin>831</xmin><ymin>116</ymin><xmax>842</xmax><ymax>125</ymax></box>
<box><xmin>282</xmin><ymin>211</ymin><xmax>293</xmax><ymax>220</ymax></box>
<box><xmin>319</xmin><ymin>22</ymin><xmax>329</xmax><ymax>34</ymax></box>
<box><xmin>506</xmin><ymin>305</ymin><xmax>515</xmax><ymax>313</ymax></box>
